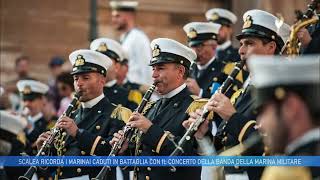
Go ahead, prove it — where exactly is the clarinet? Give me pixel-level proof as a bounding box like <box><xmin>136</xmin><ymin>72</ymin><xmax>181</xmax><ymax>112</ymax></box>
<box><xmin>19</xmin><ymin>93</ymin><xmax>80</xmax><ymax>180</ymax></box>
<box><xmin>169</xmin><ymin>61</ymin><xmax>245</xmax><ymax>165</ymax></box>
<box><xmin>92</xmin><ymin>84</ymin><xmax>156</xmax><ymax>180</ymax></box>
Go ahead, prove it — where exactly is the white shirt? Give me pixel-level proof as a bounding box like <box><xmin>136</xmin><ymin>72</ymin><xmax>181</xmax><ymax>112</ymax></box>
<box><xmin>26</xmin><ymin>112</ymin><xmax>43</xmax><ymax>134</ymax></box>
<box><xmin>81</xmin><ymin>93</ymin><xmax>104</xmax><ymax>109</ymax></box>
<box><xmin>160</xmin><ymin>83</ymin><xmax>186</xmax><ymax>99</ymax></box>
<box><xmin>120</xmin><ymin>28</ymin><xmax>153</xmax><ymax>85</ymax></box>
<box><xmin>104</xmin><ymin>79</ymin><xmax>117</xmax><ymax>88</ymax></box>
<box><xmin>217</xmin><ymin>40</ymin><xmax>232</xmax><ymax>51</ymax></box>
<box><xmin>197</xmin><ymin>56</ymin><xmax>215</xmax><ymax>70</ymax></box>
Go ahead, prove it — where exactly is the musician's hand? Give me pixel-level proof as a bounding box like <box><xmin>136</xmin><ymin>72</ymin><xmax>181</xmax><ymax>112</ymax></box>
<box><xmin>207</xmin><ymin>93</ymin><xmax>236</xmax><ymax>121</ymax></box>
<box><xmin>127</xmin><ymin>112</ymin><xmax>152</xmax><ymax>133</ymax></box>
<box><xmin>109</xmin><ymin>130</ymin><xmax>128</xmax><ymax>154</ymax></box>
<box><xmin>36</xmin><ymin>131</ymin><xmax>52</xmax><ymax>150</ymax></box>
<box><xmin>297</xmin><ymin>27</ymin><xmax>312</xmax><ymax>48</ymax></box>
<box><xmin>183</xmin><ymin>109</ymin><xmax>210</xmax><ymax>140</ymax></box>
<box><xmin>186</xmin><ymin>78</ymin><xmax>201</xmax><ymax>95</ymax></box>
<box><xmin>56</xmin><ymin>116</ymin><xmax>78</xmax><ymax>138</ymax></box>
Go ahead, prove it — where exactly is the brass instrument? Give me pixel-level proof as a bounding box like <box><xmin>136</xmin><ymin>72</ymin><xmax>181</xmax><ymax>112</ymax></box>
<box><xmin>281</xmin><ymin>0</ymin><xmax>320</xmax><ymax>56</ymax></box>
<box><xmin>19</xmin><ymin>93</ymin><xmax>80</xmax><ymax>180</ymax></box>
<box><xmin>169</xmin><ymin>61</ymin><xmax>245</xmax><ymax>171</ymax></box>
<box><xmin>92</xmin><ymin>84</ymin><xmax>156</xmax><ymax>180</ymax></box>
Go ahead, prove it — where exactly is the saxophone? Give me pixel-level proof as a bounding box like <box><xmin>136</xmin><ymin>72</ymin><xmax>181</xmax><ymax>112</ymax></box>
<box><xmin>281</xmin><ymin>0</ymin><xmax>320</xmax><ymax>56</ymax></box>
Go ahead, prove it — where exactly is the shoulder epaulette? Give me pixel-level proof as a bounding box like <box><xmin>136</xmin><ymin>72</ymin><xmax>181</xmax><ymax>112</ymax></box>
<box><xmin>16</xmin><ymin>131</ymin><xmax>26</xmax><ymax>145</ymax></box>
<box><xmin>128</xmin><ymin>89</ymin><xmax>143</xmax><ymax>104</ymax></box>
<box><xmin>186</xmin><ymin>96</ymin><xmax>214</xmax><ymax>119</ymax></box>
<box><xmin>111</xmin><ymin>104</ymin><xmax>132</xmax><ymax>123</ymax></box>
<box><xmin>223</xmin><ymin>62</ymin><xmax>244</xmax><ymax>83</ymax></box>
<box><xmin>230</xmin><ymin>89</ymin><xmax>244</xmax><ymax>105</ymax></box>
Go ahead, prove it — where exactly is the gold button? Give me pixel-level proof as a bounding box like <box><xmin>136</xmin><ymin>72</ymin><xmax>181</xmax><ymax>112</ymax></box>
<box><xmin>146</xmin><ymin>176</ymin><xmax>150</xmax><ymax>180</ymax></box>
<box><xmin>147</xmin><ymin>167</ymin><xmax>151</xmax><ymax>171</ymax></box>
<box><xmin>223</xmin><ymin>132</ymin><xmax>226</xmax><ymax>136</ymax></box>
<box><xmin>81</xmin><ymin>151</ymin><xmax>86</xmax><ymax>155</ymax></box>
<box><xmin>213</xmin><ymin>77</ymin><xmax>218</xmax><ymax>81</ymax></box>
<box><xmin>136</xmin><ymin>167</ymin><xmax>140</xmax><ymax>171</ymax></box>
<box><xmin>77</xmin><ymin>168</ymin><xmax>81</xmax><ymax>173</ymax></box>
<box><xmin>63</xmin><ymin>148</ymin><xmax>67</xmax><ymax>152</ymax></box>
<box><xmin>96</xmin><ymin>125</ymin><xmax>101</xmax><ymax>130</ymax></box>
<box><xmin>138</xmin><ymin>150</ymin><xmax>142</xmax><ymax>153</ymax></box>
<box><xmin>59</xmin><ymin>171</ymin><xmax>63</xmax><ymax>176</ymax></box>
<box><xmin>235</xmin><ymin>166</ymin><xmax>239</xmax><ymax>169</ymax></box>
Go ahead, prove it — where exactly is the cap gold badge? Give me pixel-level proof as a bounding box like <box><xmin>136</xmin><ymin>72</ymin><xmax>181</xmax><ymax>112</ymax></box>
<box><xmin>152</xmin><ymin>44</ymin><xmax>161</xmax><ymax>58</ymax></box>
<box><xmin>23</xmin><ymin>85</ymin><xmax>32</xmax><ymax>94</ymax></box>
<box><xmin>210</xmin><ymin>12</ymin><xmax>219</xmax><ymax>21</ymax></box>
<box><xmin>97</xmin><ymin>42</ymin><xmax>108</xmax><ymax>52</ymax></box>
<box><xmin>187</xmin><ymin>28</ymin><xmax>197</xmax><ymax>39</ymax></box>
<box><xmin>75</xmin><ymin>55</ymin><xmax>85</xmax><ymax>67</ymax></box>
<box><xmin>243</xmin><ymin>15</ymin><xmax>253</xmax><ymax>29</ymax></box>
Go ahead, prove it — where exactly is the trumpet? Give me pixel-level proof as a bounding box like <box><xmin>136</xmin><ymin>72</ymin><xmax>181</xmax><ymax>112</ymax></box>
<box><xmin>19</xmin><ymin>93</ymin><xmax>81</xmax><ymax>180</ymax></box>
<box><xmin>92</xmin><ymin>84</ymin><xmax>156</xmax><ymax>180</ymax></box>
<box><xmin>169</xmin><ymin>61</ymin><xmax>245</xmax><ymax>171</ymax></box>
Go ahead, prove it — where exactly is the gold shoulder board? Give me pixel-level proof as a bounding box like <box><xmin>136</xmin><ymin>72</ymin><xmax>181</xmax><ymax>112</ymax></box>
<box><xmin>186</xmin><ymin>96</ymin><xmax>214</xmax><ymax>120</ymax></box>
<box><xmin>111</xmin><ymin>104</ymin><xmax>132</xmax><ymax>123</ymax></box>
<box><xmin>223</xmin><ymin>62</ymin><xmax>244</xmax><ymax>83</ymax></box>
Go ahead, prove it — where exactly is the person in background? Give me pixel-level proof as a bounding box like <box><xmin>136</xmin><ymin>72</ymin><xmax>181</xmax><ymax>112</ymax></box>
<box><xmin>297</xmin><ymin>3</ymin><xmax>320</xmax><ymax>54</ymax></box>
<box><xmin>5</xmin><ymin>56</ymin><xmax>34</xmax><ymax>111</ymax></box>
<box><xmin>47</xmin><ymin>56</ymin><xmax>65</xmax><ymax>111</ymax></box>
<box><xmin>90</xmin><ymin>37</ymin><xmax>138</xmax><ymax>110</ymax></box>
<box><xmin>205</xmin><ymin>8</ymin><xmax>240</xmax><ymax>63</ymax></box>
<box><xmin>56</xmin><ymin>72</ymin><xmax>75</xmax><ymax>117</ymax></box>
<box><xmin>110</xmin><ymin>0</ymin><xmax>153</xmax><ymax>85</ymax></box>
<box><xmin>183</xmin><ymin>22</ymin><xmax>244</xmax><ymax>99</ymax></box>
<box><xmin>1</xmin><ymin>110</ymin><xmax>27</xmax><ymax>180</ymax></box>
<box><xmin>16</xmin><ymin>80</ymin><xmax>49</xmax><ymax>156</ymax></box>
<box><xmin>116</xmin><ymin>53</ymin><xmax>144</xmax><ymax>105</ymax></box>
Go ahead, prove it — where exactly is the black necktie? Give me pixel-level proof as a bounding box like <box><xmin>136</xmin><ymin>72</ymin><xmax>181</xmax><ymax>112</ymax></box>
<box><xmin>155</xmin><ymin>98</ymin><xmax>169</xmax><ymax>115</ymax></box>
<box><xmin>81</xmin><ymin>108</ymin><xmax>91</xmax><ymax>121</ymax></box>
<box><xmin>197</xmin><ymin>69</ymin><xmax>205</xmax><ymax>78</ymax></box>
